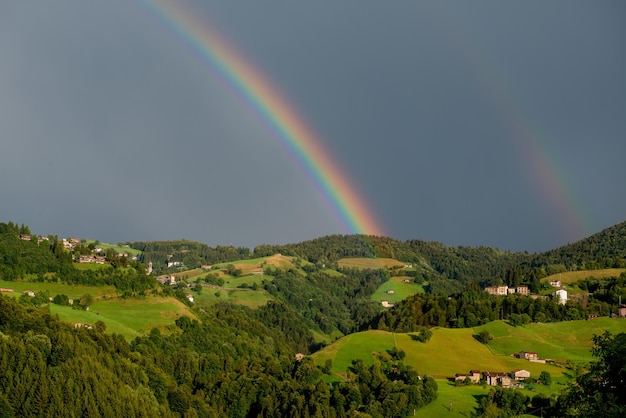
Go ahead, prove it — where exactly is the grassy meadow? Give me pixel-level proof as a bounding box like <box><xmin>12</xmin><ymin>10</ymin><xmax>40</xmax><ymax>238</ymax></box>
<box><xmin>542</xmin><ymin>268</ymin><xmax>625</xmax><ymax>286</ymax></box>
<box><xmin>370</xmin><ymin>276</ymin><xmax>425</xmax><ymax>304</ymax></box>
<box><xmin>476</xmin><ymin>318</ymin><xmax>626</xmax><ymax>363</ymax></box>
<box><xmin>0</xmin><ymin>279</ymin><xmax>117</xmax><ymax>299</ymax></box>
<box><xmin>192</xmin><ymin>287</ymin><xmax>273</xmax><ymax>308</ymax></box>
<box><xmin>85</xmin><ymin>241</ymin><xmax>142</xmax><ymax>257</ymax></box>
<box><xmin>312</xmin><ymin>318</ymin><xmax>626</xmax><ymax>380</ymax></box>
<box><xmin>0</xmin><ymin>279</ymin><xmax>195</xmax><ymax>340</ymax></box>
<box><xmin>49</xmin><ymin>295</ymin><xmax>194</xmax><ymax>340</ymax></box>
<box><xmin>337</xmin><ymin>257</ymin><xmax>407</xmax><ymax>269</ymax></box>
<box><xmin>312</xmin><ymin>318</ymin><xmax>626</xmax><ymax>415</ymax></box>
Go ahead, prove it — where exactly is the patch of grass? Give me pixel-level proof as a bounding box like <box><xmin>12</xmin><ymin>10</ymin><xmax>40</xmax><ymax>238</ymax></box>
<box><xmin>85</xmin><ymin>241</ymin><xmax>142</xmax><ymax>257</ymax></box>
<box><xmin>476</xmin><ymin>318</ymin><xmax>626</xmax><ymax>363</ymax></box>
<box><xmin>416</xmin><ymin>380</ymin><xmax>488</xmax><ymax>417</ymax></box>
<box><xmin>337</xmin><ymin>257</ymin><xmax>406</xmax><ymax>269</ymax></box>
<box><xmin>50</xmin><ymin>295</ymin><xmax>193</xmax><ymax>340</ymax></box>
<box><xmin>73</xmin><ymin>262</ymin><xmax>112</xmax><ymax>271</ymax></box>
<box><xmin>212</xmin><ymin>254</ymin><xmax>307</xmax><ymax>276</ymax></box>
<box><xmin>223</xmin><ymin>274</ymin><xmax>272</xmax><ymax>288</ymax></box>
<box><xmin>319</xmin><ymin>268</ymin><xmax>343</xmax><ymax>277</ymax></box>
<box><xmin>0</xmin><ymin>280</ymin><xmax>117</xmax><ymax>300</ymax></box>
<box><xmin>542</xmin><ymin>268</ymin><xmax>625</xmax><ymax>286</ymax></box>
<box><xmin>193</xmin><ymin>288</ymin><xmax>273</xmax><ymax>308</ymax></box>
<box><xmin>370</xmin><ymin>276</ymin><xmax>424</xmax><ymax>303</ymax></box>
<box><xmin>396</xmin><ymin>328</ymin><xmax>564</xmax><ymax>378</ymax></box>
<box><xmin>312</xmin><ymin>331</ymin><xmax>394</xmax><ymax>375</ymax></box>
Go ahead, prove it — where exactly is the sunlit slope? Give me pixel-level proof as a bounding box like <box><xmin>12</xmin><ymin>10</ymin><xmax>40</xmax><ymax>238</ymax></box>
<box><xmin>312</xmin><ymin>318</ymin><xmax>626</xmax><ymax>379</ymax></box>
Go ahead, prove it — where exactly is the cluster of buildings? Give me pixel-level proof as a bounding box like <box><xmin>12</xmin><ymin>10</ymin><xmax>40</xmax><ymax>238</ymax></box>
<box><xmin>484</xmin><ymin>285</ymin><xmax>530</xmax><ymax>296</ymax></box>
<box><xmin>484</xmin><ymin>283</ymin><xmax>569</xmax><ymax>305</ymax></box>
<box><xmin>19</xmin><ymin>234</ymin><xmax>50</xmax><ymax>245</ymax></box>
<box><xmin>454</xmin><ymin>369</ymin><xmax>531</xmax><ymax>388</ymax></box>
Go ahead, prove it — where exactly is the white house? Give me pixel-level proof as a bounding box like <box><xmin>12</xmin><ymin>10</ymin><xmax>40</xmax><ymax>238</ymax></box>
<box><xmin>554</xmin><ymin>289</ymin><xmax>568</xmax><ymax>305</ymax></box>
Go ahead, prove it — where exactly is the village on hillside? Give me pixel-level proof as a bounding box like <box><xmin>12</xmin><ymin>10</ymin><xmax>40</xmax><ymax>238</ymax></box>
<box><xmin>453</xmin><ymin>351</ymin><xmax>550</xmax><ymax>389</ymax></box>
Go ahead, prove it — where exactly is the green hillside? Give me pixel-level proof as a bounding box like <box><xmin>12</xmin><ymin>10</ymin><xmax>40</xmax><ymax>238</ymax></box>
<box><xmin>476</xmin><ymin>318</ymin><xmax>626</xmax><ymax>362</ymax></box>
<box><xmin>313</xmin><ymin>327</ymin><xmax>565</xmax><ymax>379</ymax></box>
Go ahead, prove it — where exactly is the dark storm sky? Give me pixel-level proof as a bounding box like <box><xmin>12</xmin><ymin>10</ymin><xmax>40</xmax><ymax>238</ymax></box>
<box><xmin>1</xmin><ymin>0</ymin><xmax>625</xmax><ymax>252</ymax></box>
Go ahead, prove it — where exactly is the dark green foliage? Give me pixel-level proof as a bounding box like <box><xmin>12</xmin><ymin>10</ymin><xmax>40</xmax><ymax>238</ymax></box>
<box><xmin>475</xmin><ymin>387</ymin><xmax>529</xmax><ymax>417</ymax></box>
<box><xmin>0</xmin><ymin>295</ymin><xmax>437</xmax><ymax>417</ymax></box>
<box><xmin>475</xmin><ymin>330</ymin><xmax>493</xmax><ymax>344</ymax></box>
<box><xmin>131</xmin><ymin>240</ymin><xmax>250</xmax><ymax>274</ymax></box>
<box><xmin>539</xmin><ymin>370</ymin><xmax>552</xmax><ymax>385</ymax></box>
<box><xmin>555</xmin><ymin>332</ymin><xmax>626</xmax><ymax>417</ymax></box>
<box><xmin>372</xmin><ymin>291</ymin><xmax>589</xmax><ymax>331</ymax></box>
<box><xmin>533</xmin><ymin>221</ymin><xmax>626</xmax><ymax>271</ymax></box>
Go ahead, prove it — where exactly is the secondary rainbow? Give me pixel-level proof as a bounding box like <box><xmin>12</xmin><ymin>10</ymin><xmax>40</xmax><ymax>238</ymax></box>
<box><xmin>140</xmin><ymin>0</ymin><xmax>384</xmax><ymax>236</ymax></box>
<box><xmin>421</xmin><ymin>5</ymin><xmax>593</xmax><ymax>243</ymax></box>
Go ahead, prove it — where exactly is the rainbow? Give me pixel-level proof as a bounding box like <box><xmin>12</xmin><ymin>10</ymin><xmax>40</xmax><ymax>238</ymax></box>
<box><xmin>421</xmin><ymin>5</ymin><xmax>593</xmax><ymax>243</ymax></box>
<box><xmin>139</xmin><ymin>0</ymin><xmax>384</xmax><ymax>237</ymax></box>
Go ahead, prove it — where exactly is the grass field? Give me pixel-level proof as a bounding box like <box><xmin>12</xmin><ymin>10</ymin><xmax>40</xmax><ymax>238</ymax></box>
<box><xmin>0</xmin><ymin>280</ymin><xmax>117</xmax><ymax>299</ymax></box>
<box><xmin>477</xmin><ymin>318</ymin><xmax>626</xmax><ymax>363</ymax></box>
<box><xmin>370</xmin><ymin>276</ymin><xmax>424</xmax><ymax>303</ymax></box>
<box><xmin>312</xmin><ymin>322</ymin><xmax>594</xmax><ymax>416</ymax></box>
<box><xmin>73</xmin><ymin>262</ymin><xmax>112</xmax><ymax>271</ymax></box>
<box><xmin>85</xmin><ymin>241</ymin><xmax>142</xmax><ymax>257</ymax></box>
<box><xmin>312</xmin><ymin>330</ymin><xmax>394</xmax><ymax>376</ymax></box>
<box><xmin>542</xmin><ymin>268</ymin><xmax>625</xmax><ymax>286</ymax></box>
<box><xmin>223</xmin><ymin>274</ymin><xmax>272</xmax><ymax>288</ymax></box>
<box><xmin>212</xmin><ymin>254</ymin><xmax>307</xmax><ymax>276</ymax></box>
<box><xmin>416</xmin><ymin>380</ymin><xmax>489</xmax><ymax>417</ymax></box>
<box><xmin>312</xmin><ymin>319</ymin><xmax>624</xmax><ymax>379</ymax></box>
<box><xmin>50</xmin><ymin>295</ymin><xmax>194</xmax><ymax>340</ymax></box>
<box><xmin>193</xmin><ymin>287</ymin><xmax>273</xmax><ymax>308</ymax></box>
<box><xmin>337</xmin><ymin>257</ymin><xmax>407</xmax><ymax>269</ymax></box>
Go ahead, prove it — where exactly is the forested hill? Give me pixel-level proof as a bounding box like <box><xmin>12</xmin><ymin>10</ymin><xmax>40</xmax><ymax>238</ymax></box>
<box><xmin>130</xmin><ymin>240</ymin><xmax>251</xmax><ymax>275</ymax></box>
<box><xmin>529</xmin><ymin>220</ymin><xmax>626</xmax><ymax>270</ymax></box>
<box><xmin>129</xmin><ymin>221</ymin><xmax>626</xmax><ymax>286</ymax></box>
<box><xmin>255</xmin><ymin>235</ymin><xmax>529</xmax><ymax>287</ymax></box>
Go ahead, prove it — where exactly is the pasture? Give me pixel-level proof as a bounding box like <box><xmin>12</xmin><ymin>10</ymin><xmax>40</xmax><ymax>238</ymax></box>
<box><xmin>476</xmin><ymin>318</ymin><xmax>626</xmax><ymax>363</ymax></box>
<box><xmin>311</xmin><ymin>321</ymin><xmax>611</xmax><ymax>379</ymax></box>
<box><xmin>337</xmin><ymin>257</ymin><xmax>407</xmax><ymax>269</ymax></box>
<box><xmin>542</xmin><ymin>268</ymin><xmax>625</xmax><ymax>286</ymax></box>
<box><xmin>0</xmin><ymin>279</ymin><xmax>117</xmax><ymax>299</ymax></box>
<box><xmin>51</xmin><ymin>295</ymin><xmax>194</xmax><ymax>340</ymax></box>
<box><xmin>85</xmin><ymin>241</ymin><xmax>142</xmax><ymax>257</ymax></box>
<box><xmin>370</xmin><ymin>276</ymin><xmax>424</xmax><ymax>303</ymax></box>
<box><xmin>193</xmin><ymin>287</ymin><xmax>273</xmax><ymax>308</ymax></box>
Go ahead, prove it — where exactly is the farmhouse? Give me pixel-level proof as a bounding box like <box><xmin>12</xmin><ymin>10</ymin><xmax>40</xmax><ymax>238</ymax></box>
<box><xmin>79</xmin><ymin>254</ymin><xmax>107</xmax><ymax>264</ymax></box>
<box><xmin>454</xmin><ymin>370</ymin><xmax>481</xmax><ymax>384</ymax></box>
<box><xmin>516</xmin><ymin>285</ymin><xmax>530</xmax><ymax>296</ymax></box>
<box><xmin>485</xmin><ymin>285</ymin><xmax>509</xmax><ymax>296</ymax></box>
<box><xmin>510</xmin><ymin>369</ymin><xmax>531</xmax><ymax>380</ymax></box>
<box><xmin>550</xmin><ymin>280</ymin><xmax>561</xmax><ymax>288</ymax></box>
<box><xmin>618</xmin><ymin>304</ymin><xmax>626</xmax><ymax>318</ymax></box>
<box><xmin>483</xmin><ymin>372</ymin><xmax>512</xmax><ymax>388</ymax></box>
<box><xmin>518</xmin><ymin>351</ymin><xmax>538</xmax><ymax>361</ymax></box>
<box><xmin>0</xmin><ymin>288</ymin><xmax>13</xmax><ymax>293</ymax></box>
<box><xmin>381</xmin><ymin>300</ymin><xmax>394</xmax><ymax>308</ymax></box>
<box><xmin>157</xmin><ymin>275</ymin><xmax>177</xmax><ymax>285</ymax></box>
<box><xmin>554</xmin><ymin>289</ymin><xmax>568</xmax><ymax>305</ymax></box>
<box><xmin>23</xmin><ymin>290</ymin><xmax>35</xmax><ymax>297</ymax></box>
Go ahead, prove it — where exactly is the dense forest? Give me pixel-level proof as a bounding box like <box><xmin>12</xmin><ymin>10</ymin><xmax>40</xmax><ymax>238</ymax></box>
<box><xmin>0</xmin><ymin>295</ymin><xmax>437</xmax><ymax>417</ymax></box>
